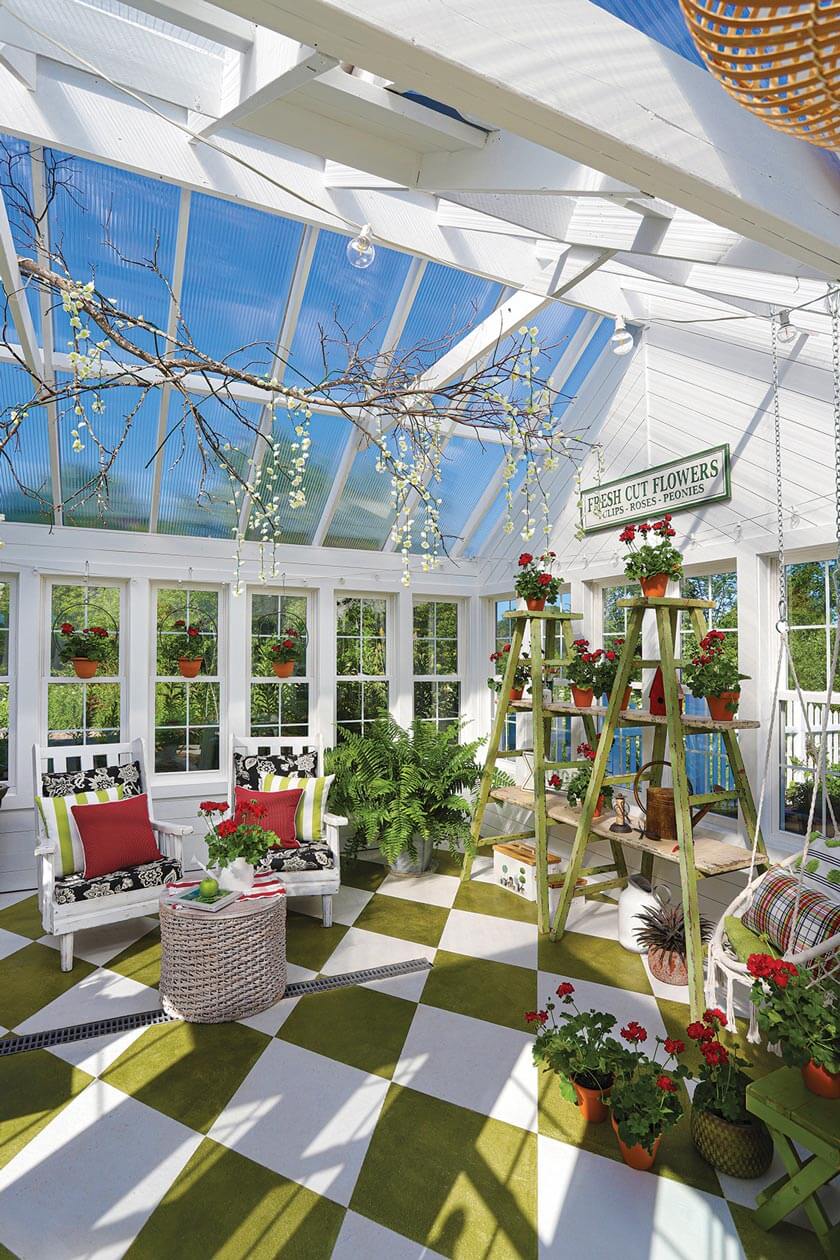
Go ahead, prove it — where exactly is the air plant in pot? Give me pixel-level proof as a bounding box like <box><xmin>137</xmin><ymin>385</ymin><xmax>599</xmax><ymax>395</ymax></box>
<box><xmin>633</xmin><ymin>902</ymin><xmax>712</xmax><ymax>986</ymax></box>
<box><xmin>487</xmin><ymin>645</ymin><xmax>531</xmax><ymax>701</ymax></box>
<box><xmin>620</xmin><ymin>517</ymin><xmax>682</xmax><ymax>598</ymax></box>
<box><xmin>514</xmin><ymin>550</ymin><xmax>562</xmax><ymax>611</ymax></box>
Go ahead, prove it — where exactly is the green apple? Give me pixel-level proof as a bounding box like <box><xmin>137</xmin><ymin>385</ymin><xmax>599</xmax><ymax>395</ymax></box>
<box><xmin>199</xmin><ymin>877</ymin><xmax>219</xmax><ymax>899</ymax></box>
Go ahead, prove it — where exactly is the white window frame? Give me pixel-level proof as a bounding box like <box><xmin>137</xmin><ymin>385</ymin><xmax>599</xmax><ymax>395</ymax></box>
<box><xmin>43</xmin><ymin>576</ymin><xmax>126</xmax><ymax>748</ymax></box>
<box><xmin>412</xmin><ymin>597</ymin><xmax>464</xmax><ymax>729</ymax></box>
<box><xmin>247</xmin><ymin>586</ymin><xmax>314</xmax><ymax>738</ymax></box>
<box><xmin>150</xmin><ymin>581</ymin><xmax>225</xmax><ymax>778</ymax></box>
<box><xmin>335</xmin><ymin>592</ymin><xmax>392</xmax><ymax>737</ymax></box>
<box><xmin>0</xmin><ymin>574</ymin><xmax>14</xmax><ymax>789</ymax></box>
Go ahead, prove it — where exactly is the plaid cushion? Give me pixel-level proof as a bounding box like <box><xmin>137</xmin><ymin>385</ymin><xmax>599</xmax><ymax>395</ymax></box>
<box><xmin>742</xmin><ymin>870</ymin><xmax>840</xmax><ymax>954</ymax></box>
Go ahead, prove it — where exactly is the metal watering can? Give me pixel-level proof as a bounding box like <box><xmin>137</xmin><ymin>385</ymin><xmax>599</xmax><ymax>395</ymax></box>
<box><xmin>632</xmin><ymin>759</ymin><xmax>722</xmax><ymax>841</ymax></box>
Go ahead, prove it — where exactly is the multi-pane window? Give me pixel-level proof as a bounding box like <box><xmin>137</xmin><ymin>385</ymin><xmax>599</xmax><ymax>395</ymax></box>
<box><xmin>602</xmin><ymin>582</ymin><xmax>642</xmax><ymax>776</ymax></box>
<box><xmin>250</xmin><ymin>592</ymin><xmax>310</xmax><ymax>737</ymax></box>
<box><xmin>781</xmin><ymin>560</ymin><xmax>840</xmax><ymax>835</ymax></box>
<box><xmin>154</xmin><ymin>587</ymin><xmax>220</xmax><ymax>773</ymax></box>
<box><xmin>494</xmin><ymin>598</ymin><xmax>518</xmax><ymax>751</ymax></box>
<box><xmin>0</xmin><ymin>581</ymin><xmax>11</xmax><ymax>782</ymax></box>
<box><xmin>680</xmin><ymin>571</ymin><xmax>738</xmax><ymax>819</ymax></box>
<box><xmin>413</xmin><ymin>600</ymin><xmax>460</xmax><ymax>730</ymax></box>
<box><xmin>336</xmin><ymin>596</ymin><xmax>389</xmax><ymax>736</ymax></box>
<box><xmin>47</xmin><ymin>582</ymin><xmax>122</xmax><ymax>747</ymax></box>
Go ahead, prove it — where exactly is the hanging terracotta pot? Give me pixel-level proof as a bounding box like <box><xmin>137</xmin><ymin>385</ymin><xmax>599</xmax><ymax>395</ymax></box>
<box><xmin>272</xmin><ymin>660</ymin><xmax>295</xmax><ymax>679</ymax></box>
<box><xmin>571</xmin><ymin>686</ymin><xmax>594</xmax><ymax>708</ymax></box>
<box><xmin>509</xmin><ymin>687</ymin><xmax>524</xmax><ymax>702</ymax></box>
<box><xmin>611</xmin><ymin>1114</ymin><xmax>661</xmax><ymax>1171</ymax></box>
<box><xmin>640</xmin><ymin>573</ymin><xmax>669</xmax><ymax>598</ymax></box>
<box><xmin>620</xmin><ymin>686</ymin><xmax>632</xmax><ymax>710</ymax></box>
<box><xmin>526</xmin><ymin>597</ymin><xmax>546</xmax><ymax>612</ymax></box>
<box><xmin>71</xmin><ymin>658</ymin><xmax>98</xmax><ymax>679</ymax></box>
<box><xmin>706</xmin><ymin>691</ymin><xmax>740</xmax><ymax>722</ymax></box>
<box><xmin>178</xmin><ymin>658</ymin><xmax>202</xmax><ymax>678</ymax></box>
<box><xmin>648</xmin><ymin>946</ymin><xmax>688</xmax><ymax>986</ymax></box>
<box><xmin>801</xmin><ymin>1059</ymin><xmax>840</xmax><ymax>1099</ymax></box>
<box><xmin>572</xmin><ymin>1076</ymin><xmax>612</xmax><ymax>1124</ymax></box>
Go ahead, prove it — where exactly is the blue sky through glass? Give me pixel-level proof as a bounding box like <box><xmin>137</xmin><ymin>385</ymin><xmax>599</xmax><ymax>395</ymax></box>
<box><xmin>588</xmin><ymin>1</ymin><xmax>704</xmax><ymax>66</ymax></box>
<box><xmin>0</xmin><ymin>362</ymin><xmax>52</xmax><ymax>523</ymax></box>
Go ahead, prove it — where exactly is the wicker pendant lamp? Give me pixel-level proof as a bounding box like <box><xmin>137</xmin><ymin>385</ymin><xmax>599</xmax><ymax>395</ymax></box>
<box><xmin>679</xmin><ymin>1</ymin><xmax>840</xmax><ymax>149</ymax></box>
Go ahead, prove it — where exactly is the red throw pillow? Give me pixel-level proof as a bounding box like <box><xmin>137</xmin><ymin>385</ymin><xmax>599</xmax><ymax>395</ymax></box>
<box><xmin>71</xmin><ymin>793</ymin><xmax>162</xmax><ymax>879</ymax></box>
<box><xmin>235</xmin><ymin>785</ymin><xmax>302</xmax><ymax>848</ymax></box>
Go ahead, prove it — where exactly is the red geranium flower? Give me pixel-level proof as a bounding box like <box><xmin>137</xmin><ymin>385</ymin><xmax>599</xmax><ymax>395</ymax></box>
<box><xmin>174</xmin><ymin>619</ymin><xmax>186</xmax><ymax>628</ymax></box>
<box><xmin>663</xmin><ymin>1037</ymin><xmax>685</xmax><ymax>1056</ymax></box>
<box><xmin>703</xmin><ymin>1008</ymin><xmax>727</xmax><ymax>1027</ymax></box>
<box><xmin>548</xmin><ymin>773</ymin><xmax>562</xmax><ymax>789</ymax></box>
<box><xmin>657</xmin><ymin>1075</ymin><xmax>678</xmax><ymax>1093</ymax></box>
<box><xmin>686</xmin><ymin>1021</ymin><xmax>714</xmax><ymax>1042</ymax></box>
<box><xmin>199</xmin><ymin>800</ymin><xmax>228</xmax><ymax>814</ymax></box>
<box><xmin>60</xmin><ymin>622</ymin><xmax>74</xmax><ymax>634</ymax></box>
<box><xmin>537</xmin><ymin>573</ymin><xmax>551</xmax><ymax>587</ymax></box>
<box><xmin>525</xmin><ymin>1010</ymin><xmax>548</xmax><ymax>1025</ymax></box>
<box><xmin>217</xmin><ymin>819</ymin><xmax>237</xmax><ymax>837</ymax></box>
<box><xmin>701</xmin><ymin>1041</ymin><xmax>729</xmax><ymax>1067</ymax></box>
<box><xmin>556</xmin><ymin>981</ymin><xmax>575</xmax><ymax>998</ymax></box>
<box><xmin>620</xmin><ymin>1021</ymin><xmax>647</xmax><ymax>1044</ymax></box>
<box><xmin>187</xmin><ymin>626</ymin><xmax>199</xmax><ymax>638</ymax></box>
<box><xmin>282</xmin><ymin>639</ymin><xmax>294</xmax><ymax>649</ymax></box>
<box><xmin>503</xmin><ymin>643</ymin><xmax>511</xmax><ymax>653</ymax></box>
<box><xmin>518</xmin><ymin>552</ymin><xmax>534</xmax><ymax>567</ymax></box>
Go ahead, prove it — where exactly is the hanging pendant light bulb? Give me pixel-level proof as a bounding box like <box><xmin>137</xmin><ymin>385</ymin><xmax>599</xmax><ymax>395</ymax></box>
<box><xmin>776</xmin><ymin>310</ymin><xmax>798</xmax><ymax>345</ymax></box>
<box><xmin>610</xmin><ymin>315</ymin><xmax>634</xmax><ymax>357</ymax></box>
<box><xmin>346</xmin><ymin>224</ymin><xmax>376</xmax><ymax>269</ymax></box>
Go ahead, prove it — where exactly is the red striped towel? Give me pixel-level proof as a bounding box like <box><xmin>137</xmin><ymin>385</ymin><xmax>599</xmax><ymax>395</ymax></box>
<box><xmin>168</xmin><ymin>872</ymin><xmax>286</xmax><ymax>901</ymax></box>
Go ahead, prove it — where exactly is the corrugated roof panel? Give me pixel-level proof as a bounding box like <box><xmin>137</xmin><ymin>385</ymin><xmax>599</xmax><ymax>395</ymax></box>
<box><xmin>157</xmin><ymin>392</ymin><xmax>255</xmax><ymax>537</ymax></box>
<box><xmin>247</xmin><ymin>410</ymin><xmax>355</xmax><ymax>545</ymax></box>
<box><xmin>554</xmin><ymin>317</ymin><xmax>615</xmax><ymax>419</ymax></box>
<box><xmin>0</xmin><ymin>362</ymin><xmax>52</xmax><ymax>523</ymax></box>
<box><xmin>428</xmin><ymin>435</ymin><xmax>504</xmax><ymax>551</ymax></box>
<box><xmin>0</xmin><ymin>134</ymin><xmax>41</xmax><ymax>336</ymax></box>
<box><xmin>324</xmin><ymin>432</ymin><xmax>399</xmax><ymax>550</ymax></box>
<box><xmin>464</xmin><ymin>458</ymin><xmax>527</xmax><ymax>556</ymax></box>
<box><xmin>589</xmin><ymin>1</ymin><xmax>704</xmax><ymax>66</ymax></box>
<box><xmin>393</xmin><ymin>264</ymin><xmax>503</xmax><ymax>371</ymax></box>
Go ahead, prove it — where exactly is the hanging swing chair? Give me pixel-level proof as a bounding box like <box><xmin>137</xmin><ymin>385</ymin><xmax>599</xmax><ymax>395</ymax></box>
<box><xmin>705</xmin><ymin>305</ymin><xmax>840</xmax><ymax>1039</ymax></box>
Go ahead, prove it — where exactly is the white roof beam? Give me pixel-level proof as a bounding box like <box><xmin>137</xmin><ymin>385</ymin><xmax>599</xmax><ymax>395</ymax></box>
<box><xmin>0</xmin><ymin>42</ymin><xmax>35</xmax><ymax>90</ymax></box>
<box><xmin>227</xmin><ymin>0</ymin><xmax>840</xmax><ymax>275</ymax></box>
<box><xmin>30</xmin><ymin>146</ymin><xmax>61</xmax><ymax>524</ymax></box>
<box><xmin>118</xmin><ymin>1</ymin><xmax>257</xmax><ymax>52</ymax></box>
<box><xmin>0</xmin><ymin>187</ymin><xmax>42</xmax><ymax>378</ymax></box>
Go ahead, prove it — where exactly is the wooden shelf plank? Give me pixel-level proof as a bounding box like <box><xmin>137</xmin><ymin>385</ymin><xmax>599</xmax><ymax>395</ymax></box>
<box><xmin>508</xmin><ymin>700</ymin><xmax>759</xmax><ymax>731</ymax></box>
<box><xmin>504</xmin><ymin>609</ymin><xmax>582</xmax><ymax>620</ymax></box>
<box><xmin>618</xmin><ymin>597</ymin><xmax>715</xmax><ymax>609</ymax></box>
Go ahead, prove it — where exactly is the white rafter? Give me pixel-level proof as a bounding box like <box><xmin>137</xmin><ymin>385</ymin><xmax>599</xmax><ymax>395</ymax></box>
<box><xmin>0</xmin><ymin>186</ymin><xmax>41</xmax><ymax>378</ymax></box>
<box><xmin>116</xmin><ymin>0</ymin><xmax>256</xmax><ymax>51</ymax></box>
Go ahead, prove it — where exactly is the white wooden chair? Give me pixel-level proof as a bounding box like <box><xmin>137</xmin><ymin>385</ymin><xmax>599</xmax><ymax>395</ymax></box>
<box><xmin>230</xmin><ymin>734</ymin><xmax>344</xmax><ymax>926</ymax></box>
<box><xmin>34</xmin><ymin>738</ymin><xmax>192</xmax><ymax>970</ymax></box>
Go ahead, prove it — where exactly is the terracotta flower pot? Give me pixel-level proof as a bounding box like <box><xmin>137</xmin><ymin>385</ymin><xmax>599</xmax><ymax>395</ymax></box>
<box><xmin>572</xmin><ymin>1076</ymin><xmax>612</xmax><ymax>1124</ymax></box>
<box><xmin>648</xmin><ymin>946</ymin><xmax>688</xmax><ymax>986</ymax></box>
<box><xmin>706</xmin><ymin>691</ymin><xmax>740</xmax><ymax>722</ymax></box>
<box><xmin>509</xmin><ymin>687</ymin><xmax>524</xmax><ymax>702</ymax></box>
<box><xmin>690</xmin><ymin>1106</ymin><xmax>773</xmax><ymax>1178</ymax></box>
<box><xmin>611</xmin><ymin>1114</ymin><xmax>661</xmax><ymax>1171</ymax></box>
<box><xmin>71</xmin><ymin>658</ymin><xmax>98</xmax><ymax>679</ymax></box>
<box><xmin>640</xmin><ymin>573</ymin><xmax>669</xmax><ymax>599</ymax></box>
<box><xmin>178</xmin><ymin>658</ymin><xmax>202</xmax><ymax>678</ymax></box>
<box><xmin>801</xmin><ymin>1059</ymin><xmax>840</xmax><ymax>1099</ymax></box>
<box><xmin>620</xmin><ymin>686</ymin><xmax>632</xmax><ymax>710</ymax></box>
<box><xmin>272</xmin><ymin>660</ymin><xmax>295</xmax><ymax>678</ymax></box>
<box><xmin>526</xmin><ymin>597</ymin><xmax>546</xmax><ymax>611</ymax></box>
<box><xmin>571</xmin><ymin>686</ymin><xmax>594</xmax><ymax>708</ymax></box>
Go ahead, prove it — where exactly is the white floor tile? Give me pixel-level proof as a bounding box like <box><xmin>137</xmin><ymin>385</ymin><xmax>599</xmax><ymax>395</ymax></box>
<box><xmin>320</xmin><ymin>927</ymin><xmax>435</xmax><ymax>1001</ymax></box>
<box><xmin>537</xmin><ymin>972</ymin><xmax>667</xmax><ymax>1046</ymax></box>
<box><xmin>0</xmin><ymin>927</ymin><xmax>28</xmax><ymax>962</ymax></box>
<box><xmin>208</xmin><ymin>1039</ymin><xmax>389</xmax><ymax>1206</ymax></box>
<box><xmin>537</xmin><ymin>1134</ymin><xmax>743</xmax><ymax>1259</ymax></box>
<box><xmin>439</xmin><ymin>907</ymin><xmax>537</xmax><ymax>970</ymax></box>
<box><xmin>39</xmin><ymin>916</ymin><xmax>159</xmax><ymax>967</ymax></box>
<box><xmin>0</xmin><ymin>1079</ymin><xmax>202</xmax><ymax>1260</ymax></box>
<box><xmin>0</xmin><ymin>889</ymin><xmax>33</xmax><ymax>913</ymax></box>
<box><xmin>238</xmin><ymin>962</ymin><xmax>317</xmax><ymax>1036</ymax></box>
<box><xmin>378</xmin><ymin>871</ymin><xmax>460</xmax><ymax>909</ymax></box>
<box><xmin>332</xmin><ymin>1211</ymin><xmax>447</xmax><ymax>1259</ymax></box>
<box><xmin>394</xmin><ymin>1004</ymin><xmax>538</xmax><ymax>1131</ymax></box>
<box><xmin>563</xmin><ymin>897</ymin><xmax>621</xmax><ymax>941</ymax></box>
<box><xmin>640</xmin><ymin>955</ymin><xmax>691</xmax><ymax>1006</ymax></box>
<box><xmin>288</xmin><ymin>885</ymin><xmax>373</xmax><ymax>926</ymax></box>
<box><xmin>15</xmin><ymin>967</ymin><xmax>159</xmax><ymax>1075</ymax></box>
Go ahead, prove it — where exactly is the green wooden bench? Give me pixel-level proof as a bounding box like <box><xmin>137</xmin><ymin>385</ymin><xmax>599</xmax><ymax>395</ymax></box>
<box><xmin>746</xmin><ymin>1068</ymin><xmax>839</xmax><ymax>1256</ymax></box>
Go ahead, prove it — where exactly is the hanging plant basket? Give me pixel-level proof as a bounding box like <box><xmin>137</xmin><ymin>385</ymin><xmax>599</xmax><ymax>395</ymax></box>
<box><xmin>71</xmin><ymin>658</ymin><xmax>98</xmax><ymax>679</ymax></box>
<box><xmin>272</xmin><ymin>660</ymin><xmax>295</xmax><ymax>679</ymax></box>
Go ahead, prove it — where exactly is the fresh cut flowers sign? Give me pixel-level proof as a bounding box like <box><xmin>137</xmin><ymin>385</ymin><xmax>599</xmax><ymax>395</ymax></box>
<box><xmin>580</xmin><ymin>445</ymin><xmax>730</xmax><ymax>534</ymax></box>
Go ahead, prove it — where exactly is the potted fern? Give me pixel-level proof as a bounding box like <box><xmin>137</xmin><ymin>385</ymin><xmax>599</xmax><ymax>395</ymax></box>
<box><xmin>326</xmin><ymin>718</ymin><xmax>510</xmax><ymax>874</ymax></box>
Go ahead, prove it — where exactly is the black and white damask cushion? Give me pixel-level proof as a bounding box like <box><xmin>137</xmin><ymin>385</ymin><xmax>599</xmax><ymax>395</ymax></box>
<box><xmin>41</xmin><ymin>760</ymin><xmax>143</xmax><ymax>799</ymax></box>
<box><xmin>258</xmin><ymin>843</ymin><xmax>335</xmax><ymax>874</ymax></box>
<box><xmin>53</xmin><ymin>856</ymin><xmax>181</xmax><ymax>904</ymax></box>
<box><xmin>233</xmin><ymin>749</ymin><xmax>318</xmax><ymax>790</ymax></box>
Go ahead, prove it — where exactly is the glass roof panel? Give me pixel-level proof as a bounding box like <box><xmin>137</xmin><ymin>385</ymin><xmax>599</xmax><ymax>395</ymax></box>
<box><xmin>178</xmin><ymin>194</ymin><xmax>303</xmax><ymax>373</ymax></box>
<box><xmin>554</xmin><ymin>317</ymin><xmax>615</xmax><ymax>420</ymax></box>
<box><xmin>323</xmin><ymin>432</ymin><xmax>399</xmax><ymax>551</ymax></box>
<box><xmin>427</xmin><ymin>435</ymin><xmax>504</xmax><ymax>552</ymax></box>
<box><xmin>494</xmin><ymin>301</ymin><xmax>587</xmax><ymax>408</ymax></box>
<box><xmin>0</xmin><ymin>134</ymin><xmax>41</xmax><ymax>336</ymax></box>
<box><xmin>157</xmin><ymin>392</ymin><xmax>256</xmax><ymax>537</ymax></box>
<box><xmin>247</xmin><ymin>410</ymin><xmax>355</xmax><ymax>546</ymax></box>
<box><xmin>48</xmin><ymin>153</ymin><xmax>180</xmax><ymax>356</ymax></box>
<box><xmin>56</xmin><ymin>375</ymin><xmax>160</xmax><ymax>530</ymax></box>
<box><xmin>393</xmin><ymin>263</ymin><xmax>503</xmax><ymax>371</ymax></box>
<box><xmin>0</xmin><ymin>362</ymin><xmax>52</xmax><ymax>523</ymax></box>
<box><xmin>588</xmin><ymin>1</ymin><xmax>704</xmax><ymax>67</ymax></box>
<box><xmin>287</xmin><ymin>231</ymin><xmax>412</xmax><ymax>390</ymax></box>
<box><xmin>467</xmin><ymin>459</ymin><xmax>527</xmax><ymax>556</ymax></box>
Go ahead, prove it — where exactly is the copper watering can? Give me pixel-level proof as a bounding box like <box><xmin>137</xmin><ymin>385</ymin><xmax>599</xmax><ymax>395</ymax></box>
<box><xmin>632</xmin><ymin>760</ymin><xmax>722</xmax><ymax>842</ymax></box>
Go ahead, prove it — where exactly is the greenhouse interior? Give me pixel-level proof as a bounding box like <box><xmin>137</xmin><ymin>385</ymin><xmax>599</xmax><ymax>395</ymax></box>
<box><xmin>0</xmin><ymin>1</ymin><xmax>839</xmax><ymax>1258</ymax></box>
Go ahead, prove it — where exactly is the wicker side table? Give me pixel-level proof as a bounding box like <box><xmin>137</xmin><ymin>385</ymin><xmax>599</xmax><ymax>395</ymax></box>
<box><xmin>159</xmin><ymin>889</ymin><xmax>287</xmax><ymax>1023</ymax></box>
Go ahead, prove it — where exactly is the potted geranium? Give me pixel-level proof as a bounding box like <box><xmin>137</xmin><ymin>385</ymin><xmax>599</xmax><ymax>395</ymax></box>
<box><xmin>199</xmin><ymin>798</ymin><xmax>278</xmax><ymax>892</ymax></box>
<box><xmin>488</xmin><ymin>645</ymin><xmax>531</xmax><ymax>701</ymax></box>
<box><xmin>595</xmin><ymin>638</ymin><xmax>636</xmax><ymax>709</ymax></box>
<box><xmin>566</xmin><ymin>638</ymin><xmax>600</xmax><ymax>707</ymax></box>
<box><xmin>527</xmin><ymin>982</ymin><xmax>632</xmax><ymax>1123</ymax></box>
<box><xmin>682</xmin><ymin>629</ymin><xmax>748</xmax><ymax>721</ymax></box>
<box><xmin>265</xmin><ymin>627</ymin><xmax>303</xmax><ymax>678</ymax></box>
<box><xmin>172</xmin><ymin>619</ymin><xmax>206</xmax><ymax>677</ymax></box>
<box><xmin>556</xmin><ymin>741</ymin><xmax>613</xmax><ymax>819</ymax></box>
<box><xmin>608</xmin><ymin>1022</ymin><xmax>690</xmax><ymax>1170</ymax></box>
<box><xmin>514</xmin><ymin>551</ymin><xmax>562</xmax><ymax>611</ymax></box>
<box><xmin>620</xmin><ymin>517</ymin><xmax>682</xmax><ymax>598</ymax></box>
<box><xmin>683</xmin><ymin>1009</ymin><xmax>773</xmax><ymax>1177</ymax></box>
<box><xmin>633</xmin><ymin>903</ymin><xmax>712</xmax><ymax>985</ymax></box>
<box><xmin>747</xmin><ymin>953</ymin><xmax>840</xmax><ymax>1098</ymax></box>
<box><xmin>57</xmin><ymin>622</ymin><xmax>110</xmax><ymax>679</ymax></box>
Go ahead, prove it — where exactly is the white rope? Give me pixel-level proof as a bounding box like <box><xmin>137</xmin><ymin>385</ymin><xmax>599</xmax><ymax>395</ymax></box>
<box><xmin>747</xmin><ymin>633</ymin><xmax>785</xmax><ymax>882</ymax></box>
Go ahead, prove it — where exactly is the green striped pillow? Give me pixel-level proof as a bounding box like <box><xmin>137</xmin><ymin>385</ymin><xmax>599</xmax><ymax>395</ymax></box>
<box><xmin>259</xmin><ymin>773</ymin><xmax>334</xmax><ymax>842</ymax></box>
<box><xmin>36</xmin><ymin>786</ymin><xmax>124</xmax><ymax>878</ymax></box>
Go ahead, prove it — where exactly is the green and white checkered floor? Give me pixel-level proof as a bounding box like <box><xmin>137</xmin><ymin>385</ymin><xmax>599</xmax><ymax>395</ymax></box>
<box><xmin>0</xmin><ymin>854</ymin><xmax>836</xmax><ymax>1259</ymax></box>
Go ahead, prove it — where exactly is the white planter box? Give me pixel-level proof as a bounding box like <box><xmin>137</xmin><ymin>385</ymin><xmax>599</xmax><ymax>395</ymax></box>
<box><xmin>493</xmin><ymin>840</ymin><xmax>563</xmax><ymax>901</ymax></box>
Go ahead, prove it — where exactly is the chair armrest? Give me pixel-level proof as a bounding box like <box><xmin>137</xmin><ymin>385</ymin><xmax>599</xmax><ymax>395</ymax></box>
<box><xmin>150</xmin><ymin>820</ymin><xmax>194</xmax><ymax>838</ymax></box>
<box><xmin>34</xmin><ymin>842</ymin><xmax>56</xmax><ymax>857</ymax></box>
<box><xmin>324</xmin><ymin>812</ymin><xmax>348</xmax><ymax>827</ymax></box>
<box><xmin>323</xmin><ymin>814</ymin><xmax>344</xmax><ymax>869</ymax></box>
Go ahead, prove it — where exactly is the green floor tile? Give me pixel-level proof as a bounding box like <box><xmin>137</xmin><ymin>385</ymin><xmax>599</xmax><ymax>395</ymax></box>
<box><xmin>421</xmin><ymin>949</ymin><xmax>537</xmax><ymax>1033</ymax></box>
<box><xmin>0</xmin><ymin>1241</ymin><xmax>19</xmax><ymax>1259</ymax></box>
<box><xmin>339</xmin><ymin>859</ymin><xmax>390</xmax><ymax>893</ymax></box>
<box><xmin>108</xmin><ymin>927</ymin><xmax>162</xmax><ymax>989</ymax></box>
<box><xmin>102</xmin><ymin>1020</ymin><xmax>269</xmax><ymax>1133</ymax></box>
<box><xmin>0</xmin><ymin>942</ymin><xmax>95</xmax><ymax>1029</ymax></box>
<box><xmin>537</xmin><ymin>930</ymin><xmax>652</xmax><ymax>995</ymax></box>
<box><xmin>453</xmin><ymin>880</ymin><xmax>538</xmax><ymax>925</ymax></box>
<box><xmin>353</xmin><ymin>895</ymin><xmax>448</xmax><ymax>948</ymax></box>
<box><xmin>0</xmin><ymin>1048</ymin><xmax>92</xmax><ymax>1170</ymax></box>
<box><xmin>126</xmin><ymin>1138</ymin><xmax>344</xmax><ymax>1260</ymax></box>
<box><xmin>351</xmin><ymin>1084</ymin><xmax>537</xmax><ymax>1260</ymax></box>
<box><xmin>728</xmin><ymin>1201</ymin><xmax>828</xmax><ymax>1260</ymax></box>
<box><xmin>285</xmin><ymin>913</ymin><xmax>348</xmax><ymax>971</ymax></box>
<box><xmin>0</xmin><ymin>895</ymin><xmax>43</xmax><ymax>941</ymax></box>
<box><xmin>277</xmin><ymin>984</ymin><xmax>416</xmax><ymax>1078</ymax></box>
<box><xmin>431</xmin><ymin>849</ymin><xmax>465</xmax><ymax>877</ymax></box>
